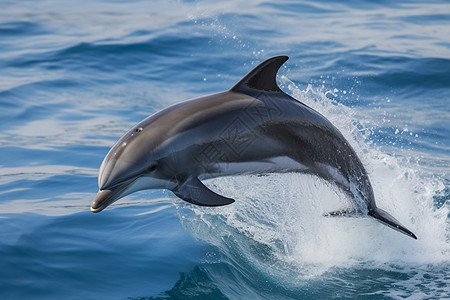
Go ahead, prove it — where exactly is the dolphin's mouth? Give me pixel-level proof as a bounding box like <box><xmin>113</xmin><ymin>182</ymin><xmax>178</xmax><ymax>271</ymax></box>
<box><xmin>91</xmin><ymin>180</ymin><xmax>133</xmax><ymax>213</ymax></box>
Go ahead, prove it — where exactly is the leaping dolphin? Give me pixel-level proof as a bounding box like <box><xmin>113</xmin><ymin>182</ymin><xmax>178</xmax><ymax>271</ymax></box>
<box><xmin>91</xmin><ymin>56</ymin><xmax>417</xmax><ymax>240</ymax></box>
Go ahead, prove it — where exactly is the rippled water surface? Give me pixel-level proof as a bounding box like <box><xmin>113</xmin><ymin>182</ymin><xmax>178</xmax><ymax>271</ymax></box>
<box><xmin>0</xmin><ymin>0</ymin><xmax>449</xmax><ymax>299</ymax></box>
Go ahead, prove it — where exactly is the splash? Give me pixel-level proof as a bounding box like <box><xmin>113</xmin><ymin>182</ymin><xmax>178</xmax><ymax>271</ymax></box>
<box><xmin>176</xmin><ymin>81</ymin><xmax>449</xmax><ymax>286</ymax></box>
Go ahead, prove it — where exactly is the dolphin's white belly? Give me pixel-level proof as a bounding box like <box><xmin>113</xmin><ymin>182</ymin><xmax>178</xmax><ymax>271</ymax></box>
<box><xmin>200</xmin><ymin>156</ymin><xmax>309</xmax><ymax>180</ymax></box>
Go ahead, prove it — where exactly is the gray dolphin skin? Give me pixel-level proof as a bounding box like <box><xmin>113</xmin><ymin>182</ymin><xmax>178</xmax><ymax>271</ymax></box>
<box><xmin>91</xmin><ymin>56</ymin><xmax>417</xmax><ymax>240</ymax></box>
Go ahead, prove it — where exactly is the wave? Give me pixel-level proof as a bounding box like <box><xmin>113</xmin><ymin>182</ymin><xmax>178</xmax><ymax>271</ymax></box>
<box><xmin>174</xmin><ymin>81</ymin><xmax>449</xmax><ymax>295</ymax></box>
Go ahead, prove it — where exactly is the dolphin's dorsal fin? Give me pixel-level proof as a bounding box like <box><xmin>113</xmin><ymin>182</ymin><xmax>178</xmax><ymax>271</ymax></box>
<box><xmin>173</xmin><ymin>177</ymin><xmax>235</xmax><ymax>206</ymax></box>
<box><xmin>231</xmin><ymin>56</ymin><xmax>288</xmax><ymax>93</ymax></box>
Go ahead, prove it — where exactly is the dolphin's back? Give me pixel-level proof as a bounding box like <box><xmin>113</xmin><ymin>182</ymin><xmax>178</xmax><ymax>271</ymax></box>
<box><xmin>153</xmin><ymin>58</ymin><xmax>376</xmax><ymax>212</ymax></box>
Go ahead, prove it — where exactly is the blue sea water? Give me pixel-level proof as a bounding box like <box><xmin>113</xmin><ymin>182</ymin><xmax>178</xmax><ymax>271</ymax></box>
<box><xmin>0</xmin><ymin>0</ymin><xmax>449</xmax><ymax>299</ymax></box>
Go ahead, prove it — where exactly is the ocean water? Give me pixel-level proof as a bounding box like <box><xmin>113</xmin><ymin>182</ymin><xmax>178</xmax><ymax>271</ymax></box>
<box><xmin>0</xmin><ymin>0</ymin><xmax>449</xmax><ymax>299</ymax></box>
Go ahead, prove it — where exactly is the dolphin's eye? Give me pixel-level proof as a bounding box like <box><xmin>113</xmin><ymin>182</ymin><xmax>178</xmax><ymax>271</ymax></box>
<box><xmin>136</xmin><ymin>127</ymin><xmax>143</xmax><ymax>132</ymax></box>
<box><xmin>148</xmin><ymin>163</ymin><xmax>158</xmax><ymax>172</ymax></box>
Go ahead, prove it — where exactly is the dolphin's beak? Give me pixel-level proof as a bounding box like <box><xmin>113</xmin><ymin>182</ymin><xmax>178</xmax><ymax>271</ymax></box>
<box><xmin>90</xmin><ymin>181</ymin><xmax>132</xmax><ymax>213</ymax></box>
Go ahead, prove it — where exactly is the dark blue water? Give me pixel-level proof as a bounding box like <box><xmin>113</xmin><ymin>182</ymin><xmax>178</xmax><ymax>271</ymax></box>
<box><xmin>1</xmin><ymin>0</ymin><xmax>449</xmax><ymax>299</ymax></box>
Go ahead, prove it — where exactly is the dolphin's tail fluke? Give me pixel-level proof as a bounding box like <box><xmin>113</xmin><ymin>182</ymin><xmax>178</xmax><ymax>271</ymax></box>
<box><xmin>368</xmin><ymin>207</ymin><xmax>417</xmax><ymax>239</ymax></box>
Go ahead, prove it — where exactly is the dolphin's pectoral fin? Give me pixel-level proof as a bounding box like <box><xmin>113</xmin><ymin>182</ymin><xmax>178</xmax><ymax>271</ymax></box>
<box><xmin>173</xmin><ymin>177</ymin><xmax>235</xmax><ymax>207</ymax></box>
<box><xmin>323</xmin><ymin>209</ymin><xmax>359</xmax><ymax>217</ymax></box>
<box><xmin>368</xmin><ymin>207</ymin><xmax>417</xmax><ymax>240</ymax></box>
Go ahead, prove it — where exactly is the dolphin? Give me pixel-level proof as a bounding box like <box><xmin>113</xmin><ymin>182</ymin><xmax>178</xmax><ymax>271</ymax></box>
<box><xmin>91</xmin><ymin>56</ymin><xmax>417</xmax><ymax>240</ymax></box>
